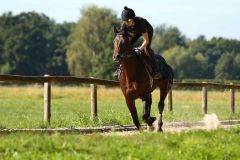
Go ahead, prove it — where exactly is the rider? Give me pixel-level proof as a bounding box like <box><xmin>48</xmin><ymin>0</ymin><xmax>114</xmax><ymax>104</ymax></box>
<box><xmin>114</xmin><ymin>6</ymin><xmax>161</xmax><ymax>79</ymax></box>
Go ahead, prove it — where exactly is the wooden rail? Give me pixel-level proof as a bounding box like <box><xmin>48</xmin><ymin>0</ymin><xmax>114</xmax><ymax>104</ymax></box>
<box><xmin>0</xmin><ymin>74</ymin><xmax>119</xmax><ymax>86</ymax></box>
<box><xmin>0</xmin><ymin>74</ymin><xmax>239</xmax><ymax>123</ymax></box>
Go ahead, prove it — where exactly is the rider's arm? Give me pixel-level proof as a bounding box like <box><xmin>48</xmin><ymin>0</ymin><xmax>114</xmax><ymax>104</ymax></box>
<box><xmin>139</xmin><ymin>32</ymin><xmax>149</xmax><ymax>50</ymax></box>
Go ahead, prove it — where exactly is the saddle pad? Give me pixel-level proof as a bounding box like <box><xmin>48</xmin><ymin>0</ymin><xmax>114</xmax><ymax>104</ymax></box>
<box><xmin>154</xmin><ymin>54</ymin><xmax>174</xmax><ymax>79</ymax></box>
<box><xmin>134</xmin><ymin>49</ymin><xmax>173</xmax><ymax>80</ymax></box>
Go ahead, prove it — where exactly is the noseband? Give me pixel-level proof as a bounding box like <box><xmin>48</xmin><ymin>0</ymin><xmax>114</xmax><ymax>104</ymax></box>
<box><xmin>114</xmin><ymin>35</ymin><xmax>137</xmax><ymax>61</ymax></box>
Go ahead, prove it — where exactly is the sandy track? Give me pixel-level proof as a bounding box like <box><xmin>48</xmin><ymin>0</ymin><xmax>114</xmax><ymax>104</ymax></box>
<box><xmin>1</xmin><ymin>120</ymin><xmax>239</xmax><ymax>135</ymax></box>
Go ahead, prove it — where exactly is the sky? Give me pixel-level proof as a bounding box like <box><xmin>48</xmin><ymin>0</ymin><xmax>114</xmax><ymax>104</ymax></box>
<box><xmin>0</xmin><ymin>0</ymin><xmax>239</xmax><ymax>40</ymax></box>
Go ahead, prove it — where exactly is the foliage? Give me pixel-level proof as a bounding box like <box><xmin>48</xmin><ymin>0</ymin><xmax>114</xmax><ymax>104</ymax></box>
<box><xmin>152</xmin><ymin>24</ymin><xmax>186</xmax><ymax>54</ymax></box>
<box><xmin>0</xmin><ymin>7</ymin><xmax>240</xmax><ymax>79</ymax></box>
<box><xmin>0</xmin><ymin>12</ymin><xmax>72</xmax><ymax>75</ymax></box>
<box><xmin>202</xmin><ymin>37</ymin><xmax>240</xmax><ymax>79</ymax></box>
<box><xmin>44</xmin><ymin>23</ymin><xmax>73</xmax><ymax>75</ymax></box>
<box><xmin>162</xmin><ymin>34</ymin><xmax>240</xmax><ymax>79</ymax></box>
<box><xmin>162</xmin><ymin>46</ymin><xmax>207</xmax><ymax>79</ymax></box>
<box><xmin>215</xmin><ymin>52</ymin><xmax>240</xmax><ymax>80</ymax></box>
<box><xmin>66</xmin><ymin>5</ymin><xmax>119</xmax><ymax>79</ymax></box>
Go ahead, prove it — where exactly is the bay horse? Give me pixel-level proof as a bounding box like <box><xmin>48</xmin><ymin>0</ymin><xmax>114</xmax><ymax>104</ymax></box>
<box><xmin>113</xmin><ymin>29</ymin><xmax>173</xmax><ymax>131</ymax></box>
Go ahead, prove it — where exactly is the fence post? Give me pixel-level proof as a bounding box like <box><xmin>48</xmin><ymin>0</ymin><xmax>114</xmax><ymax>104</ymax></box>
<box><xmin>91</xmin><ymin>84</ymin><xmax>97</xmax><ymax>119</ymax></box>
<box><xmin>44</xmin><ymin>74</ymin><xmax>51</xmax><ymax>123</ymax></box>
<box><xmin>167</xmin><ymin>88</ymin><xmax>173</xmax><ymax>111</ymax></box>
<box><xmin>230</xmin><ymin>83</ymin><xmax>235</xmax><ymax>113</ymax></box>
<box><xmin>202</xmin><ymin>83</ymin><xmax>208</xmax><ymax>114</ymax></box>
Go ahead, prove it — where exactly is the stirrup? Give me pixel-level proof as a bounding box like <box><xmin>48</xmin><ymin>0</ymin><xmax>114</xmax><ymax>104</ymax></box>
<box><xmin>114</xmin><ymin>67</ymin><xmax>121</xmax><ymax>79</ymax></box>
<box><xmin>114</xmin><ymin>70</ymin><xmax>118</xmax><ymax>78</ymax></box>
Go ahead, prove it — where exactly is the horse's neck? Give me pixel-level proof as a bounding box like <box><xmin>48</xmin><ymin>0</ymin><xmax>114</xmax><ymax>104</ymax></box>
<box><xmin>121</xmin><ymin>56</ymin><xmax>149</xmax><ymax>83</ymax></box>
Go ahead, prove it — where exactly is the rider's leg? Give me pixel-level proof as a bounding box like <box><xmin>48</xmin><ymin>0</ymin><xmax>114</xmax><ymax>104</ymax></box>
<box><xmin>146</xmin><ymin>29</ymin><xmax>161</xmax><ymax>79</ymax></box>
<box><xmin>146</xmin><ymin>47</ymin><xmax>161</xmax><ymax>79</ymax></box>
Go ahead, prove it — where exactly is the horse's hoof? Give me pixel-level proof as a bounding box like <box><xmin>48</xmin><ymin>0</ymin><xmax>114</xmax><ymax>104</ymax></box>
<box><xmin>156</xmin><ymin>128</ymin><xmax>163</xmax><ymax>132</ymax></box>
<box><xmin>137</xmin><ymin>126</ymin><xmax>144</xmax><ymax>133</ymax></box>
<box><xmin>149</xmin><ymin>117</ymin><xmax>157</xmax><ymax>122</ymax></box>
<box><xmin>144</xmin><ymin>117</ymin><xmax>157</xmax><ymax>126</ymax></box>
<box><xmin>147</xmin><ymin>125</ymin><xmax>154</xmax><ymax>132</ymax></box>
<box><xmin>136</xmin><ymin>125</ymin><xmax>141</xmax><ymax>130</ymax></box>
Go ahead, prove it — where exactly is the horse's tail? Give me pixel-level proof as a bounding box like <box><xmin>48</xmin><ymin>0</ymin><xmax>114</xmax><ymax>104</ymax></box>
<box><xmin>169</xmin><ymin>66</ymin><xmax>174</xmax><ymax>85</ymax></box>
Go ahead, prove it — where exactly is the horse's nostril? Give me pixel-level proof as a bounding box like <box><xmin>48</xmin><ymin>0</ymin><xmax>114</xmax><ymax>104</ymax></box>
<box><xmin>116</xmin><ymin>55</ymin><xmax>120</xmax><ymax>59</ymax></box>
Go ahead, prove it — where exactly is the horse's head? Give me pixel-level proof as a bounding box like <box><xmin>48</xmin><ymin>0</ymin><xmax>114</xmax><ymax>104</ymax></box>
<box><xmin>113</xmin><ymin>27</ymin><xmax>131</xmax><ymax>62</ymax></box>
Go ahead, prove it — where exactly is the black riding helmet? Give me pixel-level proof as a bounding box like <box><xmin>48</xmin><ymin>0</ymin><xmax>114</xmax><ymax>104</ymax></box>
<box><xmin>121</xmin><ymin>6</ymin><xmax>135</xmax><ymax>21</ymax></box>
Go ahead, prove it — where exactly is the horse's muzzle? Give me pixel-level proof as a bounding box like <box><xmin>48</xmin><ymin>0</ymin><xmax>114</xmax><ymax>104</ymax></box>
<box><xmin>113</xmin><ymin>54</ymin><xmax>121</xmax><ymax>62</ymax></box>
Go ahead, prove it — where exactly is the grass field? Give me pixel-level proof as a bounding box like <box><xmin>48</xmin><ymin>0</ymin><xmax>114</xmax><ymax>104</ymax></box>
<box><xmin>0</xmin><ymin>85</ymin><xmax>239</xmax><ymax>129</ymax></box>
<box><xmin>0</xmin><ymin>127</ymin><xmax>240</xmax><ymax>160</ymax></box>
<box><xmin>0</xmin><ymin>85</ymin><xmax>240</xmax><ymax>160</ymax></box>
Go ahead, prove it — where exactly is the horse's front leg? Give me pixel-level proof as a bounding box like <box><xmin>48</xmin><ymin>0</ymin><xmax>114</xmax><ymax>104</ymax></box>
<box><xmin>142</xmin><ymin>94</ymin><xmax>156</xmax><ymax>127</ymax></box>
<box><xmin>126</xmin><ymin>99</ymin><xmax>141</xmax><ymax>130</ymax></box>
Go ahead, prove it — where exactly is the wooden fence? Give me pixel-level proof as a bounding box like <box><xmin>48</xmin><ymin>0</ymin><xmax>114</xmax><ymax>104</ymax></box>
<box><xmin>0</xmin><ymin>74</ymin><xmax>239</xmax><ymax>123</ymax></box>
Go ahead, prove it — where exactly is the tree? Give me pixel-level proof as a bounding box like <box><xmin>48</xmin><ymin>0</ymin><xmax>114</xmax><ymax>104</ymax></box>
<box><xmin>187</xmin><ymin>35</ymin><xmax>211</xmax><ymax>78</ymax></box>
<box><xmin>67</xmin><ymin>5</ymin><xmax>118</xmax><ymax>79</ymax></box>
<box><xmin>215</xmin><ymin>52</ymin><xmax>240</xmax><ymax>80</ymax></box>
<box><xmin>152</xmin><ymin>24</ymin><xmax>186</xmax><ymax>54</ymax></box>
<box><xmin>45</xmin><ymin>22</ymin><xmax>74</xmax><ymax>75</ymax></box>
<box><xmin>0</xmin><ymin>12</ymin><xmax>51</xmax><ymax>75</ymax></box>
<box><xmin>187</xmin><ymin>35</ymin><xmax>208</xmax><ymax>55</ymax></box>
<box><xmin>162</xmin><ymin>46</ymin><xmax>207</xmax><ymax>79</ymax></box>
<box><xmin>0</xmin><ymin>12</ymin><xmax>71</xmax><ymax>75</ymax></box>
<box><xmin>203</xmin><ymin>37</ymin><xmax>240</xmax><ymax>78</ymax></box>
<box><xmin>0</xmin><ymin>35</ymin><xmax>3</xmax><ymax>67</ymax></box>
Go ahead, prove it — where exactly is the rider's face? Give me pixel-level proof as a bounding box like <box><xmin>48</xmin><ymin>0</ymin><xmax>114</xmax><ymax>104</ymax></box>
<box><xmin>123</xmin><ymin>20</ymin><xmax>134</xmax><ymax>27</ymax></box>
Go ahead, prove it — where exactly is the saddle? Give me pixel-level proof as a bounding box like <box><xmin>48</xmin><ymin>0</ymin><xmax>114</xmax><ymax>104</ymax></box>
<box><xmin>134</xmin><ymin>48</ymin><xmax>173</xmax><ymax>80</ymax></box>
<box><xmin>115</xmin><ymin>49</ymin><xmax>173</xmax><ymax>81</ymax></box>
<box><xmin>134</xmin><ymin>48</ymin><xmax>154</xmax><ymax>77</ymax></box>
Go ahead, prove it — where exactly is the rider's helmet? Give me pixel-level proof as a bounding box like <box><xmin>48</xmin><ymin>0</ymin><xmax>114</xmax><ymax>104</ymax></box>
<box><xmin>121</xmin><ymin>6</ymin><xmax>136</xmax><ymax>21</ymax></box>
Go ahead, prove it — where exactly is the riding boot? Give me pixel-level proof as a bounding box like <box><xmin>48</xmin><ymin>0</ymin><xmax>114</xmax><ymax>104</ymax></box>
<box><xmin>150</xmin><ymin>59</ymin><xmax>162</xmax><ymax>79</ymax></box>
<box><xmin>145</xmin><ymin>47</ymin><xmax>162</xmax><ymax>79</ymax></box>
<box><xmin>152</xmin><ymin>68</ymin><xmax>162</xmax><ymax>79</ymax></box>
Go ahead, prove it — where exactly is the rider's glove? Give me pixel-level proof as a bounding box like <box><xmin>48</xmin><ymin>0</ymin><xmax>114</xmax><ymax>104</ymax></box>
<box><xmin>134</xmin><ymin>47</ymin><xmax>142</xmax><ymax>55</ymax></box>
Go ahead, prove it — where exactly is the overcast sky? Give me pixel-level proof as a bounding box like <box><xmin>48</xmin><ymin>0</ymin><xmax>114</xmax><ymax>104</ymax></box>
<box><xmin>0</xmin><ymin>0</ymin><xmax>239</xmax><ymax>40</ymax></box>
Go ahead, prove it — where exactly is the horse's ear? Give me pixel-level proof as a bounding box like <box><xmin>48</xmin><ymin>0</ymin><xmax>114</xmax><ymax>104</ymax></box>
<box><xmin>114</xmin><ymin>26</ymin><xmax>126</xmax><ymax>35</ymax></box>
<box><xmin>113</xmin><ymin>26</ymin><xmax>119</xmax><ymax>34</ymax></box>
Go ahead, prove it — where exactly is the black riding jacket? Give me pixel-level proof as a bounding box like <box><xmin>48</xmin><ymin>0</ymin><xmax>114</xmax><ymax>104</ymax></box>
<box><xmin>121</xmin><ymin>16</ymin><xmax>153</xmax><ymax>45</ymax></box>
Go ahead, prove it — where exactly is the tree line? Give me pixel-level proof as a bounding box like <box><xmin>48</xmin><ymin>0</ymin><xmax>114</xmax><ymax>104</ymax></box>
<box><xmin>0</xmin><ymin>5</ymin><xmax>239</xmax><ymax>80</ymax></box>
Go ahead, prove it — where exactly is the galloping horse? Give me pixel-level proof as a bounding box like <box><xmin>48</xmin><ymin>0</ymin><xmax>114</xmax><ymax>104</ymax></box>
<box><xmin>113</xmin><ymin>28</ymin><xmax>173</xmax><ymax>131</ymax></box>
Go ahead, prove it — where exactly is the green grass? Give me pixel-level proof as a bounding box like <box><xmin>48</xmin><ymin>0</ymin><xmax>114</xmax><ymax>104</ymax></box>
<box><xmin>0</xmin><ymin>126</ymin><xmax>240</xmax><ymax>160</ymax></box>
<box><xmin>0</xmin><ymin>85</ymin><xmax>239</xmax><ymax>128</ymax></box>
<box><xmin>1</xmin><ymin>85</ymin><xmax>240</xmax><ymax>160</ymax></box>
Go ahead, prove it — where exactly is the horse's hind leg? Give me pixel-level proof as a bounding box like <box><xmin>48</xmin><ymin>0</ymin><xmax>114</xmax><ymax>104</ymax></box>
<box><xmin>142</xmin><ymin>94</ymin><xmax>156</xmax><ymax>127</ymax></box>
<box><xmin>157</xmin><ymin>80</ymin><xmax>171</xmax><ymax>132</ymax></box>
<box><xmin>126</xmin><ymin>99</ymin><xmax>141</xmax><ymax>130</ymax></box>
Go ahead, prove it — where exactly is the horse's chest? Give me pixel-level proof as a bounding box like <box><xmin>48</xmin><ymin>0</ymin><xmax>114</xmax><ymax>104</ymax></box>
<box><xmin>124</xmin><ymin>82</ymin><xmax>149</xmax><ymax>98</ymax></box>
<box><xmin>125</xmin><ymin>83</ymin><xmax>138</xmax><ymax>98</ymax></box>
<box><xmin>128</xmin><ymin>82</ymin><xmax>138</xmax><ymax>90</ymax></box>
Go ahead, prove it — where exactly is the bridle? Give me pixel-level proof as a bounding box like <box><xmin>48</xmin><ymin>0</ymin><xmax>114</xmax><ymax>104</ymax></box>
<box><xmin>113</xmin><ymin>33</ymin><xmax>137</xmax><ymax>62</ymax></box>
